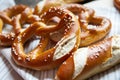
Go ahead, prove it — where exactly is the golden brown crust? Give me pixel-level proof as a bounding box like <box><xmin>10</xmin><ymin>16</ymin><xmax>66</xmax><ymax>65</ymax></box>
<box><xmin>11</xmin><ymin>7</ymin><xmax>80</xmax><ymax>70</ymax></box>
<box><xmin>80</xmin><ymin>16</ymin><xmax>112</xmax><ymax>47</ymax></box>
<box><xmin>0</xmin><ymin>4</ymin><xmax>40</xmax><ymax>46</ymax></box>
<box><xmin>65</xmin><ymin>4</ymin><xmax>111</xmax><ymax>47</ymax></box>
<box><xmin>62</xmin><ymin>4</ymin><xmax>95</xmax><ymax>17</ymax></box>
<box><xmin>50</xmin><ymin>4</ymin><xmax>111</xmax><ymax>47</ymax></box>
<box><xmin>50</xmin><ymin>4</ymin><xmax>93</xmax><ymax>45</ymax></box>
<box><xmin>55</xmin><ymin>37</ymin><xmax>112</xmax><ymax>80</ymax></box>
<box><xmin>12</xmin><ymin>7</ymin><xmax>39</xmax><ymax>35</ymax></box>
<box><xmin>76</xmin><ymin>37</ymin><xmax>112</xmax><ymax>79</ymax></box>
<box><xmin>114</xmin><ymin>0</ymin><xmax>120</xmax><ymax>11</ymax></box>
<box><xmin>0</xmin><ymin>5</ymin><xmax>28</xmax><ymax>46</ymax></box>
<box><xmin>56</xmin><ymin>56</ymin><xmax>74</xmax><ymax>80</ymax></box>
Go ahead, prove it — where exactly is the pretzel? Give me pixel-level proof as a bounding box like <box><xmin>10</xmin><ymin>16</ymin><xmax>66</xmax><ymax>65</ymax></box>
<box><xmin>50</xmin><ymin>4</ymin><xmax>111</xmax><ymax>47</ymax></box>
<box><xmin>11</xmin><ymin>7</ymin><xmax>80</xmax><ymax>70</ymax></box>
<box><xmin>0</xmin><ymin>5</ymin><xmax>29</xmax><ymax>46</ymax></box>
<box><xmin>114</xmin><ymin>0</ymin><xmax>120</xmax><ymax>11</ymax></box>
<box><xmin>55</xmin><ymin>35</ymin><xmax>120</xmax><ymax>80</ymax></box>
<box><xmin>79</xmin><ymin>15</ymin><xmax>111</xmax><ymax>47</ymax></box>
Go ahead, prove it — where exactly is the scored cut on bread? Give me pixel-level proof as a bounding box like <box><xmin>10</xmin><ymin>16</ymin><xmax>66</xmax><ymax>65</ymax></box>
<box><xmin>55</xmin><ymin>35</ymin><xmax>120</xmax><ymax>80</ymax></box>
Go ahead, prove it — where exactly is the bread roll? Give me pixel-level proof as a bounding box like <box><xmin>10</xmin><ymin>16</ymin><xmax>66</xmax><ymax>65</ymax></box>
<box><xmin>55</xmin><ymin>35</ymin><xmax>120</xmax><ymax>80</ymax></box>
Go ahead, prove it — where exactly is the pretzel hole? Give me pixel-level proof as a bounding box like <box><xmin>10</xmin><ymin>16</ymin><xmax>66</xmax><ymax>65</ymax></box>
<box><xmin>24</xmin><ymin>36</ymin><xmax>40</xmax><ymax>53</ymax></box>
<box><xmin>45</xmin><ymin>16</ymin><xmax>64</xmax><ymax>42</ymax></box>
<box><xmin>2</xmin><ymin>24</ymin><xmax>13</xmax><ymax>33</ymax></box>
<box><xmin>46</xmin><ymin>17</ymin><xmax>60</xmax><ymax>26</ymax></box>
<box><xmin>45</xmin><ymin>39</ymin><xmax>56</xmax><ymax>50</ymax></box>
<box><xmin>87</xmin><ymin>18</ymin><xmax>103</xmax><ymax>30</ymax></box>
<box><xmin>24</xmin><ymin>36</ymin><xmax>56</xmax><ymax>53</ymax></box>
<box><xmin>50</xmin><ymin>27</ymin><xmax>65</xmax><ymax>42</ymax></box>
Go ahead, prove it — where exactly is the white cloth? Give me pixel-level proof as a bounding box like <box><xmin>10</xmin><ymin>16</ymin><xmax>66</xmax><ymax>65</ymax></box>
<box><xmin>0</xmin><ymin>0</ymin><xmax>120</xmax><ymax>80</ymax></box>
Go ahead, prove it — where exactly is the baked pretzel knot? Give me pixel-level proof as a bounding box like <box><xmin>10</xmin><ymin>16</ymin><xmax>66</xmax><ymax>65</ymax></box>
<box><xmin>79</xmin><ymin>15</ymin><xmax>111</xmax><ymax>46</ymax></box>
<box><xmin>0</xmin><ymin>5</ymin><xmax>28</xmax><ymax>46</ymax></box>
<box><xmin>50</xmin><ymin>4</ymin><xmax>111</xmax><ymax>47</ymax></box>
<box><xmin>67</xmin><ymin>4</ymin><xmax>111</xmax><ymax>47</ymax></box>
<box><xmin>11</xmin><ymin>7</ymin><xmax>80</xmax><ymax>70</ymax></box>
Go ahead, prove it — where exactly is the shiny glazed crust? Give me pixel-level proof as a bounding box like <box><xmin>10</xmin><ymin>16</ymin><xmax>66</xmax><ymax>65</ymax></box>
<box><xmin>11</xmin><ymin>7</ymin><xmax>80</xmax><ymax>70</ymax></box>
<box><xmin>55</xmin><ymin>35</ymin><xmax>120</xmax><ymax>80</ymax></box>
<box><xmin>80</xmin><ymin>16</ymin><xmax>112</xmax><ymax>47</ymax></box>
<box><xmin>64</xmin><ymin>4</ymin><xmax>111</xmax><ymax>47</ymax></box>
<box><xmin>0</xmin><ymin>5</ymin><xmax>28</xmax><ymax>46</ymax></box>
<box><xmin>50</xmin><ymin>4</ymin><xmax>111</xmax><ymax>47</ymax></box>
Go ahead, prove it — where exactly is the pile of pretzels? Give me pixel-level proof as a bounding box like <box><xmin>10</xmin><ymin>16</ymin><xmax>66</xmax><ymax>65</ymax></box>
<box><xmin>1</xmin><ymin>0</ymin><xmax>118</xmax><ymax>80</ymax></box>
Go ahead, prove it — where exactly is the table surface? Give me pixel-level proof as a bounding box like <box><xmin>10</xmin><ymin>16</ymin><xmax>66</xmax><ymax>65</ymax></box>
<box><xmin>0</xmin><ymin>0</ymin><xmax>116</xmax><ymax>80</ymax></box>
